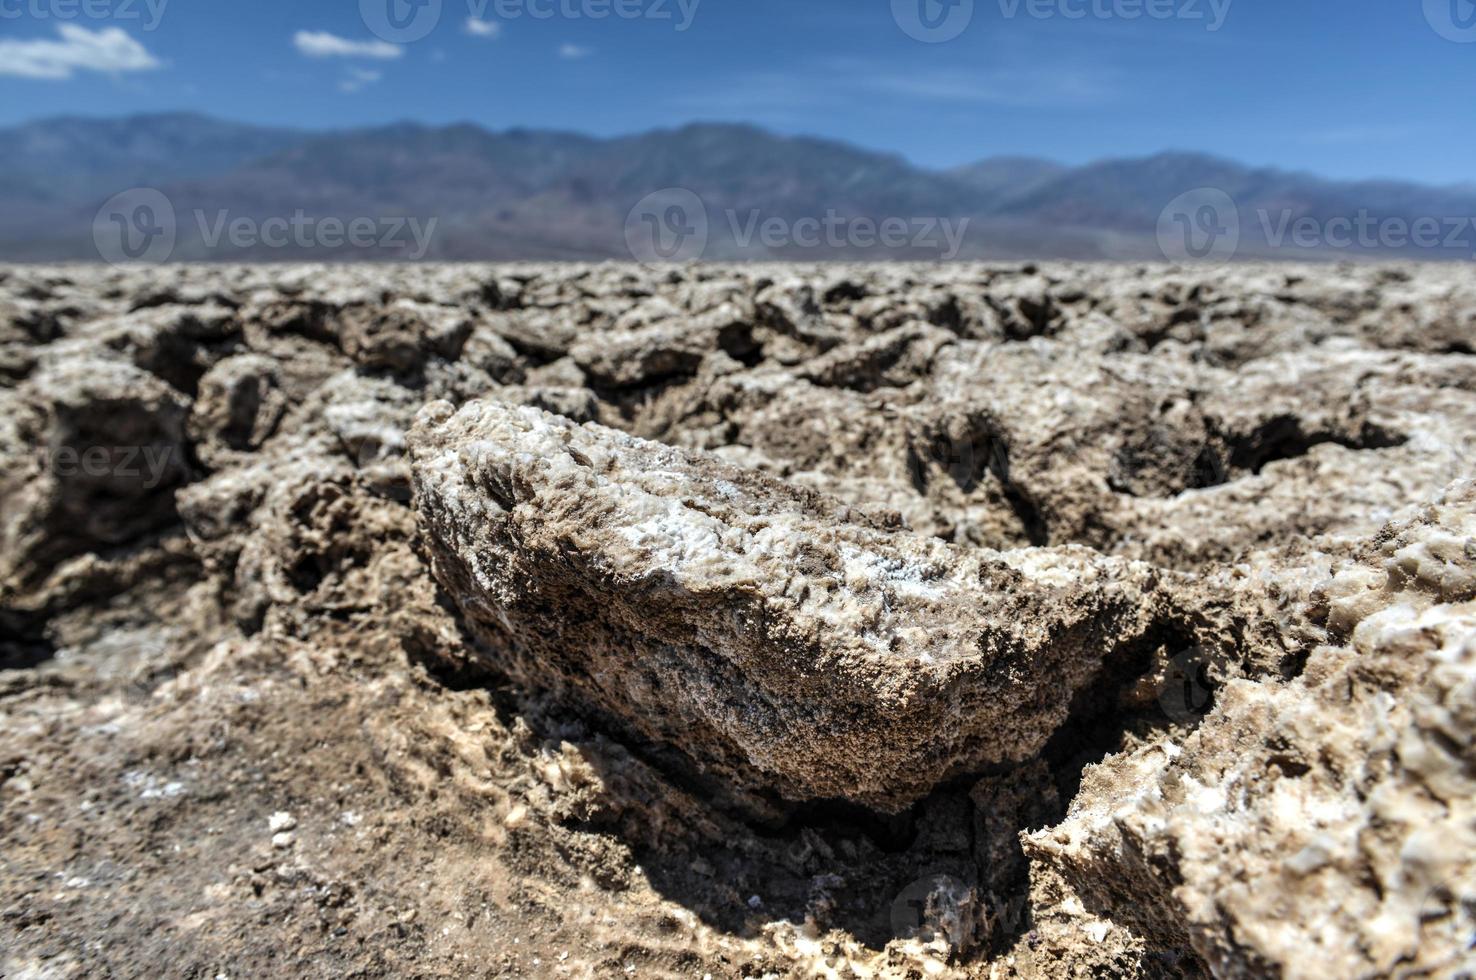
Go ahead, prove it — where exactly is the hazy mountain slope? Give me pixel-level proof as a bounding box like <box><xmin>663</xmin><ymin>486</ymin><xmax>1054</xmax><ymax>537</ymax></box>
<box><xmin>3</xmin><ymin>112</ymin><xmax>305</xmax><ymax>195</ymax></box>
<box><xmin>949</xmin><ymin>156</ymin><xmax>1068</xmax><ymax>204</ymax></box>
<box><xmin>998</xmin><ymin>152</ymin><xmax>1476</xmax><ymax>244</ymax></box>
<box><xmin>2</xmin><ymin>114</ymin><xmax>1470</xmax><ymax>260</ymax></box>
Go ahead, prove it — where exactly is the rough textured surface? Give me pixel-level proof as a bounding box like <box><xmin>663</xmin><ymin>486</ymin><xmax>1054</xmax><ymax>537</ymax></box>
<box><xmin>0</xmin><ymin>262</ymin><xmax>1473</xmax><ymax>978</ymax></box>
<box><xmin>1025</xmin><ymin>481</ymin><xmax>1476</xmax><ymax>979</ymax></box>
<box><xmin>410</xmin><ymin>399</ymin><xmax>1164</xmax><ymax>812</ymax></box>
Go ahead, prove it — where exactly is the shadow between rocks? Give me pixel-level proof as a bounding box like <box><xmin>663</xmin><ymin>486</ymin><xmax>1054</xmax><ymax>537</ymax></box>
<box><xmin>403</xmin><ymin>584</ymin><xmax>1219</xmax><ymax>962</ymax></box>
<box><xmin>0</xmin><ymin>620</ymin><xmax>56</xmax><ymax>671</ymax></box>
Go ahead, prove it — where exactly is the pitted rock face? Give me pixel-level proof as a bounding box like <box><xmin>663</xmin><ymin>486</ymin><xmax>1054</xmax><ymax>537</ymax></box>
<box><xmin>1024</xmin><ymin>480</ymin><xmax>1476</xmax><ymax>980</ymax></box>
<box><xmin>409</xmin><ymin>399</ymin><xmax>1164</xmax><ymax>812</ymax></box>
<box><xmin>0</xmin><ymin>357</ymin><xmax>191</xmax><ymax>594</ymax></box>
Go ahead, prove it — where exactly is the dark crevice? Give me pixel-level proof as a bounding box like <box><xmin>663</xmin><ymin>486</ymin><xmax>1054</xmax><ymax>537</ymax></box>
<box><xmin>589</xmin><ymin>373</ymin><xmax>703</xmax><ymax>427</ymax></box>
<box><xmin>1001</xmin><ymin>483</ymin><xmax>1050</xmax><ymax>547</ymax></box>
<box><xmin>12</xmin><ymin>504</ymin><xmax>194</xmax><ymax>600</ymax></box>
<box><xmin>494</xmin><ymin>332</ymin><xmax>568</xmax><ymax>367</ymax></box>
<box><xmin>257</xmin><ymin>301</ymin><xmax>341</xmax><ymax>348</ymax></box>
<box><xmin>908</xmin><ymin>423</ymin><xmax>1051</xmax><ymax>546</ymax></box>
<box><xmin>1225</xmin><ymin>415</ymin><xmax>1407</xmax><ymax>475</ymax></box>
<box><xmin>0</xmin><ymin>610</ymin><xmax>56</xmax><ymax>671</ymax></box>
<box><xmin>410</xmin><ymin>575</ymin><xmax>1215</xmax><ymax>961</ymax></box>
<box><xmin>1010</xmin><ymin>613</ymin><xmax>1207</xmax><ymax>814</ymax></box>
<box><xmin>717</xmin><ymin>321</ymin><xmax>762</xmax><ymax>366</ymax></box>
<box><xmin>773</xmin><ymin>796</ymin><xmax>921</xmax><ymax>854</ymax></box>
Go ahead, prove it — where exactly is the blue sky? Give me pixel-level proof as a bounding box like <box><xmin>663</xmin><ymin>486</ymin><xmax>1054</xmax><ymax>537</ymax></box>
<box><xmin>0</xmin><ymin>0</ymin><xmax>1470</xmax><ymax>184</ymax></box>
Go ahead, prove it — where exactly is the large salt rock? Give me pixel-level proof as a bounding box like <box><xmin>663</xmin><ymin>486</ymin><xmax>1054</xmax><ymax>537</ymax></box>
<box><xmin>409</xmin><ymin>399</ymin><xmax>1164</xmax><ymax>812</ymax></box>
<box><xmin>0</xmin><ymin>357</ymin><xmax>191</xmax><ymax>595</ymax></box>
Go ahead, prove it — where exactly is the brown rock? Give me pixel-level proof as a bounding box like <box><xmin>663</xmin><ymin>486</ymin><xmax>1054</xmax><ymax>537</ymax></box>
<box><xmin>409</xmin><ymin>399</ymin><xmax>1164</xmax><ymax>812</ymax></box>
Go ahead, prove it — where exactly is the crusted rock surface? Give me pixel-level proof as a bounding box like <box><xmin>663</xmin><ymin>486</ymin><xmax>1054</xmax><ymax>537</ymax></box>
<box><xmin>410</xmin><ymin>400</ymin><xmax>1164</xmax><ymax>811</ymax></box>
<box><xmin>1025</xmin><ymin>481</ymin><xmax>1476</xmax><ymax>979</ymax></box>
<box><xmin>0</xmin><ymin>262</ymin><xmax>1473</xmax><ymax>979</ymax></box>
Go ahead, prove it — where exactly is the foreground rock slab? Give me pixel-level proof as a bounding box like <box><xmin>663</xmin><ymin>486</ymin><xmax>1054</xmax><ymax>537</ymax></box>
<box><xmin>409</xmin><ymin>399</ymin><xmax>1165</xmax><ymax>813</ymax></box>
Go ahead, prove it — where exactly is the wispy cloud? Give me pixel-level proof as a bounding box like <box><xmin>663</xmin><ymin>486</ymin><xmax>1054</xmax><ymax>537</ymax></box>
<box><xmin>860</xmin><ymin>67</ymin><xmax>1114</xmax><ymax>108</ymax></box>
<box><xmin>667</xmin><ymin>70</ymin><xmax>839</xmax><ymax>117</ymax></box>
<box><xmin>0</xmin><ymin>24</ymin><xmax>160</xmax><ymax>80</ymax></box>
<box><xmin>465</xmin><ymin>17</ymin><xmax>502</xmax><ymax>38</ymax></box>
<box><xmin>339</xmin><ymin>68</ymin><xmax>383</xmax><ymax>93</ymax></box>
<box><xmin>293</xmin><ymin>30</ymin><xmax>402</xmax><ymax>59</ymax></box>
<box><xmin>558</xmin><ymin>43</ymin><xmax>592</xmax><ymax>59</ymax></box>
<box><xmin>672</xmin><ymin>60</ymin><xmax>1116</xmax><ymax>116</ymax></box>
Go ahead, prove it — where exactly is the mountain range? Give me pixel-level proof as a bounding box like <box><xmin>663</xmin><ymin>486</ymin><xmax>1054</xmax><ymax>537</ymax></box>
<box><xmin>2</xmin><ymin>112</ymin><xmax>1473</xmax><ymax>262</ymax></box>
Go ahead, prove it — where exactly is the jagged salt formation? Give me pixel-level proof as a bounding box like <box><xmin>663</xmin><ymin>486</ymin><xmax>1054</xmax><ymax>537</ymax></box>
<box><xmin>2</xmin><ymin>263</ymin><xmax>1474</xmax><ymax>978</ymax></box>
<box><xmin>409</xmin><ymin>399</ymin><xmax>1166</xmax><ymax>813</ymax></box>
<box><xmin>1026</xmin><ymin>481</ymin><xmax>1476</xmax><ymax>978</ymax></box>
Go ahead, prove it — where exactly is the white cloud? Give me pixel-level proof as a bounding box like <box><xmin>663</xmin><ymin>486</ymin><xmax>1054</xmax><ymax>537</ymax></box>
<box><xmin>293</xmin><ymin>31</ymin><xmax>402</xmax><ymax>60</ymax></box>
<box><xmin>339</xmin><ymin>68</ymin><xmax>383</xmax><ymax>94</ymax></box>
<box><xmin>558</xmin><ymin>43</ymin><xmax>592</xmax><ymax>59</ymax></box>
<box><xmin>0</xmin><ymin>24</ymin><xmax>160</xmax><ymax>80</ymax></box>
<box><xmin>464</xmin><ymin>17</ymin><xmax>502</xmax><ymax>38</ymax></box>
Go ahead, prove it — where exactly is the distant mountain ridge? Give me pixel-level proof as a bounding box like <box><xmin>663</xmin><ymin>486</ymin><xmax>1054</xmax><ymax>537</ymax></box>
<box><xmin>3</xmin><ymin>113</ymin><xmax>1473</xmax><ymax>261</ymax></box>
